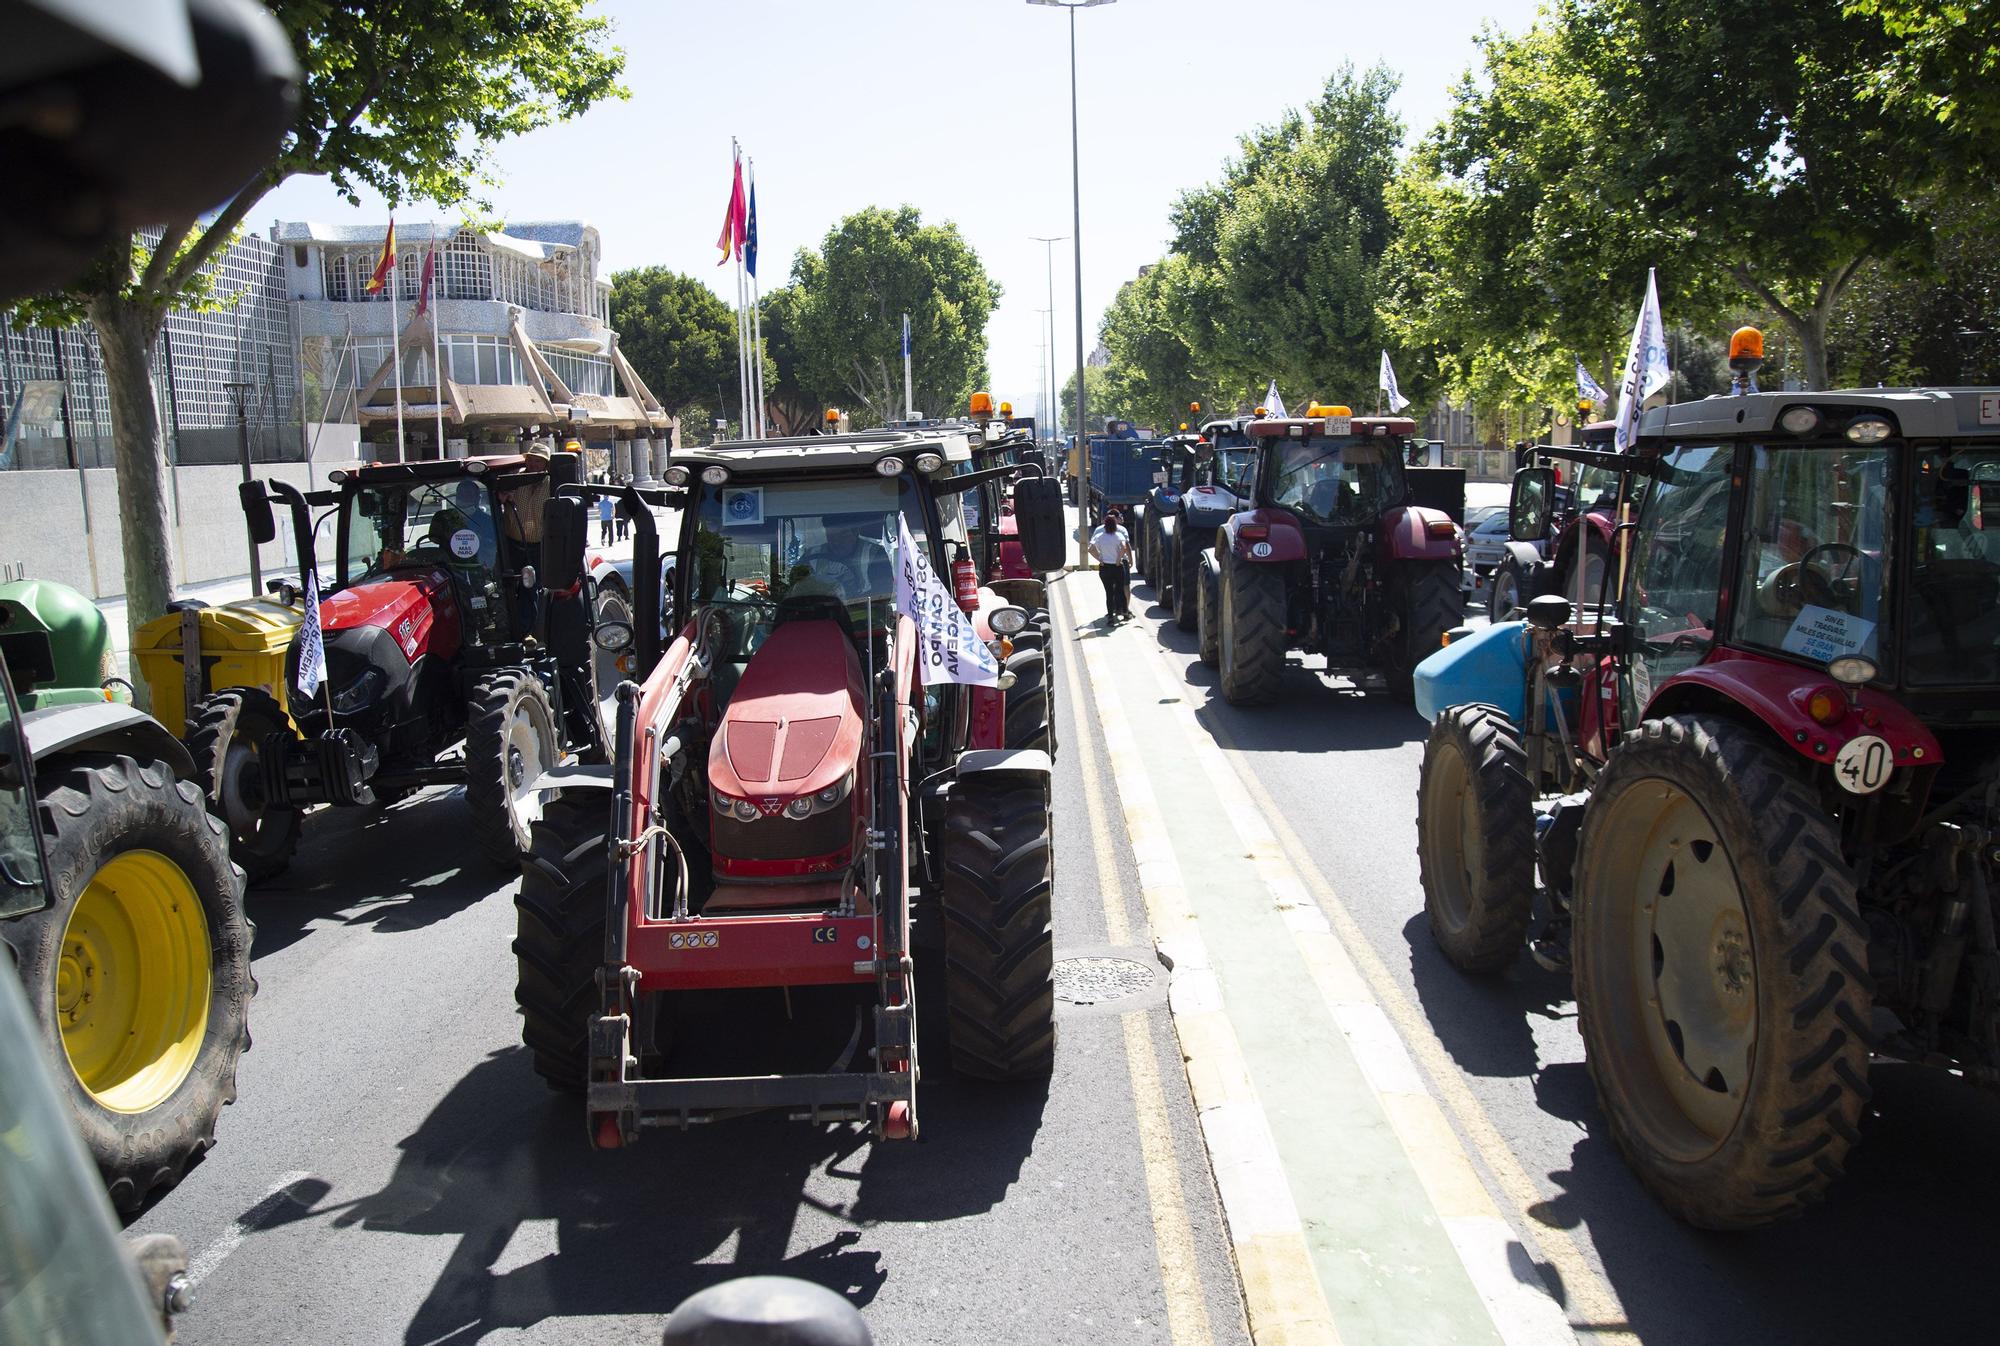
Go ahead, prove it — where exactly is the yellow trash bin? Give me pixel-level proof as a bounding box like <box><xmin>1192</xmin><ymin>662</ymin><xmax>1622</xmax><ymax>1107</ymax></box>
<box><xmin>133</xmin><ymin>596</ymin><xmax>303</xmax><ymax>733</ymax></box>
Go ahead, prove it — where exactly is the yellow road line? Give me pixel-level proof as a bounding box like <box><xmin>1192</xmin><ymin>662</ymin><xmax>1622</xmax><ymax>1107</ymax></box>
<box><xmin>1060</xmin><ymin>578</ymin><xmax>1340</xmax><ymax>1346</ymax></box>
<box><xmin>1134</xmin><ymin>638</ymin><xmax>1636</xmax><ymax>1343</ymax></box>
<box><xmin>1052</xmin><ymin>576</ymin><xmax>1212</xmax><ymax>1346</ymax></box>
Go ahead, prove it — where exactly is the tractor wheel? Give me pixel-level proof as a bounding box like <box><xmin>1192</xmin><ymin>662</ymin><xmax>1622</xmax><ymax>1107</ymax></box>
<box><xmin>1003</xmin><ymin>648</ymin><xmax>1051</xmax><ymax>753</ymax></box>
<box><xmin>1573</xmin><ymin>714</ymin><xmax>1872</xmax><ymax>1228</ymax></box>
<box><xmin>9</xmin><ymin>752</ymin><xmax>253</xmax><ymax>1214</ymax></box>
<box><xmin>466</xmin><ymin>669</ymin><xmax>560</xmax><ymax>868</ymax></box>
<box><xmin>186</xmin><ymin>687</ymin><xmax>302</xmax><ymax>882</ymax></box>
<box><xmin>512</xmin><ymin>792</ymin><xmax>610</xmax><ymax>1093</ymax></box>
<box><xmin>1173</xmin><ymin>533</ymin><xmax>1201</xmax><ymax>632</ymax></box>
<box><xmin>1196</xmin><ymin>552</ymin><xmax>1221</xmax><ymax>669</ymax></box>
<box><xmin>1219</xmin><ymin>556</ymin><xmax>1286</xmax><ymax>706</ymax></box>
<box><xmin>1489</xmin><ymin>554</ymin><xmax>1536</xmax><ymax>623</ymax></box>
<box><xmin>938</xmin><ymin>775</ymin><xmax>1055</xmax><ymax>1079</ymax></box>
<box><xmin>1388</xmin><ymin>560</ymin><xmax>1465</xmax><ymax>700</ymax></box>
<box><xmin>1417</xmin><ymin>706</ymin><xmax>1534</xmax><ymax>972</ymax></box>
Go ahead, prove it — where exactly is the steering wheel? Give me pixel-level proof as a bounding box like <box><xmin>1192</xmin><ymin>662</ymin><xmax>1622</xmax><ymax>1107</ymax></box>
<box><xmin>791</xmin><ymin>555</ymin><xmax>862</xmax><ymax>597</ymax></box>
<box><xmin>1797</xmin><ymin>541</ymin><xmax>1868</xmax><ymax>611</ymax></box>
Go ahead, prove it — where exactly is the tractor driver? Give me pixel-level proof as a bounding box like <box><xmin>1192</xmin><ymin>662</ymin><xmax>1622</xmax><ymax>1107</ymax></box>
<box><xmin>429</xmin><ymin>478</ymin><xmax>498</xmax><ymax>569</ymax></box>
<box><xmin>791</xmin><ymin>512</ymin><xmax>885</xmax><ymax>601</ymax></box>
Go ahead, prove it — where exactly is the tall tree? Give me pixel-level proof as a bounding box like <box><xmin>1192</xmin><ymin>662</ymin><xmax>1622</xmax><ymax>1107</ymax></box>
<box><xmin>755</xmin><ymin>285</ymin><xmax>826</xmax><ymax>436</ymax></box>
<box><xmin>1098</xmin><ymin>259</ymin><xmax>1234</xmax><ymax>430</ymax></box>
<box><xmin>1059</xmin><ymin>365</ymin><xmax>1117</xmax><ymax>435</ymax></box>
<box><xmin>19</xmin><ymin>1</ymin><xmax>625</xmax><ymax>656</ymax></box>
<box><xmin>787</xmin><ymin>206</ymin><xmax>999</xmax><ymax>427</ymax></box>
<box><xmin>608</xmin><ymin>267</ymin><xmax>736</xmax><ymax>421</ymax></box>
<box><xmin>1845</xmin><ymin>1</ymin><xmax>2000</xmax><ymax>141</ymax></box>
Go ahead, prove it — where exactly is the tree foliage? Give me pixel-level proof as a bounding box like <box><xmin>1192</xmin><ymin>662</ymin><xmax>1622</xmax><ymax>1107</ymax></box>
<box><xmin>608</xmin><ymin>267</ymin><xmax>736</xmax><ymax>419</ymax></box>
<box><xmin>21</xmin><ymin>0</ymin><xmax>626</xmax><ymax>654</ymax></box>
<box><xmin>785</xmin><ymin>206</ymin><xmax>999</xmax><ymax>428</ymax></box>
<box><xmin>1059</xmin><ymin>365</ymin><xmax>1116</xmax><ymax>436</ymax></box>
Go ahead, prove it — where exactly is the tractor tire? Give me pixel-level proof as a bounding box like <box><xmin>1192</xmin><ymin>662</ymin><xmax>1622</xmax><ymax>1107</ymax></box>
<box><xmin>8</xmin><ymin>752</ymin><xmax>253</xmax><ymax>1214</ymax></box>
<box><xmin>1219</xmin><ymin>556</ymin><xmax>1286</xmax><ymax>706</ymax></box>
<box><xmin>1573</xmin><ymin>714</ymin><xmax>1873</xmax><ymax>1229</ymax></box>
<box><xmin>1388</xmin><ymin>560</ymin><xmax>1465</xmax><ymax>700</ymax></box>
<box><xmin>186</xmin><ymin>686</ymin><xmax>302</xmax><ymax>882</ymax></box>
<box><xmin>1489</xmin><ymin>554</ymin><xmax>1536</xmax><ymax>623</ymax></box>
<box><xmin>1417</xmin><ymin>706</ymin><xmax>1535</xmax><ymax>972</ymax></box>
<box><xmin>1003</xmin><ymin>648</ymin><xmax>1051</xmax><ymax>753</ymax></box>
<box><xmin>466</xmin><ymin>669</ymin><xmax>560</xmax><ymax>868</ymax></box>
<box><xmin>1172</xmin><ymin>533</ymin><xmax>1201</xmax><ymax>631</ymax></box>
<box><xmin>938</xmin><ymin>775</ymin><xmax>1055</xmax><ymax>1080</ymax></box>
<box><xmin>1196</xmin><ymin>551</ymin><xmax>1221</xmax><ymax>669</ymax></box>
<box><xmin>512</xmin><ymin>792</ymin><xmax>610</xmax><ymax>1093</ymax></box>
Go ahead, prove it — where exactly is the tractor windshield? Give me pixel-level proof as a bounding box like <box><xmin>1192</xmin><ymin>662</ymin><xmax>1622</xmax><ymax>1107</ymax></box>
<box><xmin>342</xmin><ymin>478</ymin><xmax>500</xmax><ymax>587</ymax></box>
<box><xmin>689</xmin><ymin>474</ymin><xmax>927</xmax><ymax>626</ymax></box>
<box><xmin>1205</xmin><ymin>449</ymin><xmax>1255</xmax><ymax>490</ymax></box>
<box><xmin>1269</xmin><ymin>436</ymin><xmax>1407</xmax><ymax>524</ymax></box>
<box><xmin>1732</xmin><ymin>443</ymin><xmax>1893</xmax><ymax>670</ymax></box>
<box><xmin>1904</xmin><ymin>445</ymin><xmax>2000</xmax><ymax>685</ymax></box>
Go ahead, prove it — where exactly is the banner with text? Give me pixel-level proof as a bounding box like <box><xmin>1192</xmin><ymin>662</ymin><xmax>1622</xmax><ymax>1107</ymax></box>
<box><xmin>894</xmin><ymin>514</ymin><xmax>1000</xmax><ymax>687</ymax></box>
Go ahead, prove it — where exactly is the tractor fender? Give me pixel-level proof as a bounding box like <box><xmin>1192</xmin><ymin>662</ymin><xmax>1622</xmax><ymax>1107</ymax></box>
<box><xmin>1377</xmin><ymin>505</ymin><xmax>1461</xmax><ymax>563</ymax></box>
<box><xmin>524</xmin><ymin>764</ymin><xmax>615</xmax><ymax>795</ymax></box>
<box><xmin>1224</xmin><ymin>508</ymin><xmax>1306</xmax><ymax>563</ymax></box>
<box><xmin>1156</xmin><ymin>512</ymin><xmax>1178</xmax><ymax>550</ymax></box>
<box><xmin>1498</xmin><ymin>539</ymin><xmax>1546</xmax><ymax>573</ymax></box>
<box><xmin>955</xmin><ymin>747</ymin><xmax>1053</xmax><ymax>779</ymax></box>
<box><xmin>21</xmin><ymin>701</ymin><xmax>196</xmax><ymax>779</ymax></box>
<box><xmin>1647</xmin><ymin>647</ymin><xmax>1941</xmax><ymax>775</ymax></box>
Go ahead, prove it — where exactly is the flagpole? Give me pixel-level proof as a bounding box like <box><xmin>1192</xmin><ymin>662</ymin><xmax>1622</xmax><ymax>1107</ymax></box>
<box><xmin>430</xmin><ymin>227</ymin><xmax>445</xmax><ymax>456</ymax></box>
<box><xmin>902</xmin><ymin>313</ymin><xmax>913</xmax><ymax>420</ymax></box>
<box><xmin>389</xmin><ymin>254</ymin><xmax>405</xmax><ymax>463</ymax></box>
<box><xmin>748</xmin><ymin>157</ymin><xmax>766</xmax><ymax>439</ymax></box>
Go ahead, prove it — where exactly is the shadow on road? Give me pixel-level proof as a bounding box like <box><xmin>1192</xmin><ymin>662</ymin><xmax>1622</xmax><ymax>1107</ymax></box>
<box><xmin>1400</xmin><ymin>916</ymin><xmax>2000</xmax><ymax>1346</ymax></box>
<box><xmin>259</xmin><ymin>1029</ymin><xmax>1048</xmax><ymax>1344</ymax></box>
<box><xmin>244</xmin><ymin>786</ymin><xmax>501</xmax><ymax>959</ymax></box>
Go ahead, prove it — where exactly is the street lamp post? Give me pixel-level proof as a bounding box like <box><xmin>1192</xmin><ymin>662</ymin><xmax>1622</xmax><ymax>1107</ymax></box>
<box><xmin>1029</xmin><ymin>236</ymin><xmax>1065</xmax><ymax>458</ymax></box>
<box><xmin>1028</xmin><ymin>0</ymin><xmax>1113</xmax><ymax>567</ymax></box>
<box><xmin>224</xmin><ymin>379</ymin><xmax>261</xmax><ymax>592</ymax></box>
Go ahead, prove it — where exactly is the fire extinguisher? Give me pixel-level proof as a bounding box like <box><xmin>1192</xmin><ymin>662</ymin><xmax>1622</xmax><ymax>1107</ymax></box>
<box><xmin>952</xmin><ymin>548</ymin><xmax>979</xmax><ymax>613</ymax></box>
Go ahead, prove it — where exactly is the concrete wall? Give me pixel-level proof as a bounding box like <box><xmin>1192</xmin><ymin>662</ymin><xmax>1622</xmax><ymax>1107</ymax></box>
<box><xmin>0</xmin><ymin>458</ymin><xmax>363</xmax><ymax>600</ymax></box>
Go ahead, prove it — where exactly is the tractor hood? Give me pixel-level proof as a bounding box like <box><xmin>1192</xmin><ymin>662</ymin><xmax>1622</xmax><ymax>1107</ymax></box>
<box><xmin>320</xmin><ymin>570</ymin><xmax>459</xmax><ymax>664</ymax></box>
<box><xmin>709</xmin><ymin>619</ymin><xmax>865</xmax><ymax>810</ymax></box>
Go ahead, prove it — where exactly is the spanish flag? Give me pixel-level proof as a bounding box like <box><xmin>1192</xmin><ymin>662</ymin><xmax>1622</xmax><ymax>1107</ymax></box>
<box><xmin>365</xmin><ymin>219</ymin><xmax>397</xmax><ymax>294</ymax></box>
<box><xmin>715</xmin><ymin>156</ymin><xmax>745</xmax><ymax>266</ymax></box>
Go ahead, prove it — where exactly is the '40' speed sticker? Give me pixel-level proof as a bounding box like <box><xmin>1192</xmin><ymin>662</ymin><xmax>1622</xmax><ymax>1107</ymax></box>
<box><xmin>1833</xmin><ymin>735</ymin><xmax>1892</xmax><ymax>795</ymax></box>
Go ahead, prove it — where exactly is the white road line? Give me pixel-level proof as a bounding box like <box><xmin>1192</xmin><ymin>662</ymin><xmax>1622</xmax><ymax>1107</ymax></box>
<box><xmin>184</xmin><ymin>1170</ymin><xmax>314</xmax><ymax>1290</ymax></box>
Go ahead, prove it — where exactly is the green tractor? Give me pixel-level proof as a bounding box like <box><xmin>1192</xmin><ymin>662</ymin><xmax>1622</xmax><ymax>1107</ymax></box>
<box><xmin>0</xmin><ymin>578</ymin><xmax>253</xmax><ymax>1215</ymax></box>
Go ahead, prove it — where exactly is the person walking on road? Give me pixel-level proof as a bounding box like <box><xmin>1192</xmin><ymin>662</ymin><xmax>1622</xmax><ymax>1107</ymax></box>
<box><xmin>1090</xmin><ymin>510</ymin><xmax>1132</xmax><ymax>622</ymax></box>
<box><xmin>598</xmin><ymin>493</ymin><xmax>614</xmax><ymax>547</ymax></box>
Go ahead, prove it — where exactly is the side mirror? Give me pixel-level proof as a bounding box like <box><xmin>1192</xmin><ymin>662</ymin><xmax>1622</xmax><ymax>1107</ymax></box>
<box><xmin>239</xmin><ymin>481</ymin><xmax>276</xmax><ymax>545</ymax></box>
<box><xmin>540</xmin><ymin>494</ymin><xmax>587</xmax><ymax>591</ymax></box>
<box><xmin>1509</xmin><ymin>466</ymin><xmax>1556</xmax><ymax>542</ymax></box>
<box><xmin>1012</xmin><ymin>475</ymin><xmax>1067</xmax><ymax>573</ymax></box>
<box><xmin>548</xmin><ymin>450</ymin><xmax>583</xmax><ymax>492</ymax></box>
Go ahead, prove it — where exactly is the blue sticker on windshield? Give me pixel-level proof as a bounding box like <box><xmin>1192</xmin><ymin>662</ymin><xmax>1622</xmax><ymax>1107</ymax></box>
<box><xmin>722</xmin><ymin>487</ymin><xmax>763</xmax><ymax>527</ymax></box>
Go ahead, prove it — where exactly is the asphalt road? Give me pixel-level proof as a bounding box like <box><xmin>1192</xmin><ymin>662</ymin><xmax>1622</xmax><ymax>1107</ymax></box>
<box><xmin>128</xmin><ymin>628</ymin><xmax>1253</xmax><ymax>1345</ymax></box>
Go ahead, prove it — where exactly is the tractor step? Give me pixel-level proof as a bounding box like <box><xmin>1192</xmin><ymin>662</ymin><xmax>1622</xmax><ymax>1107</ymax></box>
<box><xmin>262</xmin><ymin>727</ymin><xmax>377</xmax><ymax>807</ymax></box>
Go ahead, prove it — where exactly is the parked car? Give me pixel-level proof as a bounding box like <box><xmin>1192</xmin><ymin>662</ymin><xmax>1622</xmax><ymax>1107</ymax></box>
<box><xmin>1462</xmin><ymin>508</ymin><xmax>1514</xmax><ymax>574</ymax></box>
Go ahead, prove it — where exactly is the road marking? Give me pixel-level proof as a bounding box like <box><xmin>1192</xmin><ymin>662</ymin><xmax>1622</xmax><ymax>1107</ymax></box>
<box><xmin>1130</xmin><ymin>633</ymin><xmax>1635</xmax><ymax>1343</ymax></box>
<box><xmin>1061</xmin><ymin>579</ymin><xmax>1340</xmax><ymax>1346</ymax></box>
<box><xmin>184</xmin><ymin>1170</ymin><xmax>315</xmax><ymax>1290</ymax></box>
<box><xmin>1054</xmin><ymin>576</ymin><xmax>1214</xmax><ymax>1346</ymax></box>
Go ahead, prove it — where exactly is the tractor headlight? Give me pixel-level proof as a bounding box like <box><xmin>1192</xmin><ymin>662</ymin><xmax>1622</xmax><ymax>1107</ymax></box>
<box><xmin>1779</xmin><ymin>406</ymin><xmax>1821</xmax><ymax>436</ymax></box>
<box><xmin>331</xmin><ymin>667</ymin><xmax>386</xmax><ymax>713</ymax></box>
<box><xmin>1829</xmin><ymin>656</ymin><xmax>1877</xmax><ymax>686</ymax></box>
<box><xmin>1846</xmin><ymin>416</ymin><xmax>1893</xmax><ymax>444</ymax></box>
<box><xmin>785</xmin><ymin>797</ymin><xmax>814</xmax><ymax>820</ymax></box>
<box><xmin>732</xmin><ymin>798</ymin><xmax>760</xmax><ymax>822</ymax></box>
<box><xmin>988</xmin><ymin>604</ymin><xmax>1029</xmax><ymax>636</ymax></box>
<box><xmin>701</xmin><ymin>465</ymin><xmax>730</xmax><ymax>485</ymax></box>
<box><xmin>663</xmin><ymin>465</ymin><xmax>690</xmax><ymax>486</ymax></box>
<box><xmin>914</xmin><ymin>451</ymin><xmax>944</xmax><ymax>474</ymax></box>
<box><xmin>874</xmin><ymin>457</ymin><xmax>905</xmax><ymax>477</ymax></box>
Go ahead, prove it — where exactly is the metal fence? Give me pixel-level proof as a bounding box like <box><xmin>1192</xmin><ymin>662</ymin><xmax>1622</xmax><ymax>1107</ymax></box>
<box><xmin>1</xmin><ymin>229</ymin><xmax>303</xmax><ymax>471</ymax></box>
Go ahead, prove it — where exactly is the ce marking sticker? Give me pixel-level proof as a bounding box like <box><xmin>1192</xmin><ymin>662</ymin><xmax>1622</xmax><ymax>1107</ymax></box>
<box><xmin>811</xmin><ymin>926</ymin><xmax>842</xmax><ymax>944</ymax></box>
<box><xmin>669</xmin><ymin>931</ymin><xmax>719</xmax><ymax>950</ymax></box>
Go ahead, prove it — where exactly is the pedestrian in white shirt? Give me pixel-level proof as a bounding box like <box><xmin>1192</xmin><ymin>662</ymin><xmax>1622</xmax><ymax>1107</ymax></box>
<box><xmin>1089</xmin><ymin>510</ymin><xmax>1133</xmax><ymax>621</ymax></box>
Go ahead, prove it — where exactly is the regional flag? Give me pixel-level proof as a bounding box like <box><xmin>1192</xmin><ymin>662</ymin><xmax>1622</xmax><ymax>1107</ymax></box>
<box><xmin>745</xmin><ymin>174</ymin><xmax>759</xmax><ymax>280</ymax></box>
<box><xmin>716</xmin><ymin>154</ymin><xmax>746</xmax><ymax>266</ymax></box>
<box><xmin>415</xmin><ymin>240</ymin><xmax>436</xmax><ymax>315</ymax></box>
<box><xmin>365</xmin><ymin>219</ymin><xmax>397</xmax><ymax>295</ymax></box>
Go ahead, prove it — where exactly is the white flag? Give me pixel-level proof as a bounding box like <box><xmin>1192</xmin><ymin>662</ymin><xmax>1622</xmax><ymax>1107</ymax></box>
<box><xmin>1613</xmin><ymin>268</ymin><xmax>1671</xmax><ymax>452</ymax></box>
<box><xmin>893</xmin><ymin>514</ymin><xmax>1000</xmax><ymax>687</ymax></box>
<box><xmin>295</xmin><ymin>567</ymin><xmax>326</xmax><ymax>698</ymax></box>
<box><xmin>1263</xmin><ymin>380</ymin><xmax>1287</xmax><ymax>418</ymax></box>
<box><xmin>1378</xmin><ymin>350</ymin><xmax>1410</xmax><ymax>413</ymax></box>
<box><xmin>1576</xmin><ymin>361</ymin><xmax>1609</xmax><ymax>407</ymax></box>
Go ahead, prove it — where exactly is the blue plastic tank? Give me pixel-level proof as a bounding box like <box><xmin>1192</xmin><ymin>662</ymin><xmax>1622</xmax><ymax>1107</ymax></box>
<box><xmin>1413</xmin><ymin>621</ymin><xmax>1529</xmax><ymax>725</ymax></box>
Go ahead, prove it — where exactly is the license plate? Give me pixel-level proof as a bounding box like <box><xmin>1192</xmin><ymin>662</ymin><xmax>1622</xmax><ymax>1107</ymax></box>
<box><xmin>1981</xmin><ymin>394</ymin><xmax>2000</xmax><ymax>426</ymax></box>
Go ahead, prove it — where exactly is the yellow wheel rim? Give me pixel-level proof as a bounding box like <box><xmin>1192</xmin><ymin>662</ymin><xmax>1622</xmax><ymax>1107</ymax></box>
<box><xmin>57</xmin><ymin>851</ymin><xmax>211</xmax><ymax>1114</ymax></box>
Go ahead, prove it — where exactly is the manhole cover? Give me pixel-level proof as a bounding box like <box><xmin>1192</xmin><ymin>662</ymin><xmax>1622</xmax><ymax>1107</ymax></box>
<box><xmin>1054</xmin><ymin>956</ymin><xmax>1156</xmax><ymax>1005</ymax></box>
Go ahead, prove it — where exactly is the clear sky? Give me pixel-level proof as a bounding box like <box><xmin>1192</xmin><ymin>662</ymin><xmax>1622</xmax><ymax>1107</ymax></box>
<box><xmin>259</xmin><ymin>0</ymin><xmax>1542</xmax><ymax>422</ymax></box>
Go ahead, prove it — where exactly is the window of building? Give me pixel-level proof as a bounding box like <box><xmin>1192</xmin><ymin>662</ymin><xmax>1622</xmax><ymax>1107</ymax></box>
<box><xmin>444</xmin><ymin>234</ymin><xmax>489</xmax><ymax>301</ymax></box>
<box><xmin>325</xmin><ymin>253</ymin><xmax>350</xmax><ymax>301</ymax></box>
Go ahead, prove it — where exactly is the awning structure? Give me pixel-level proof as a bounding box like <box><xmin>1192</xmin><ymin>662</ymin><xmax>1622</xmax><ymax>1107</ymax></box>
<box><xmin>356</xmin><ymin>305</ymin><xmax>674</xmax><ymax>440</ymax></box>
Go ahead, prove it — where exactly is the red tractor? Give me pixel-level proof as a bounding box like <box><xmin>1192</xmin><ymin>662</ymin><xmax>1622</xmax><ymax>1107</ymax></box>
<box><xmin>195</xmin><ymin>452</ymin><xmax>611</xmax><ymax>876</ymax></box>
<box><xmin>1414</xmin><ymin>374</ymin><xmax>2000</xmax><ymax>1227</ymax></box>
<box><xmin>1196</xmin><ymin>405</ymin><xmax>1465</xmax><ymax>703</ymax></box>
<box><xmin>511</xmin><ymin>425</ymin><xmax>1070</xmax><ymax>1145</ymax></box>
